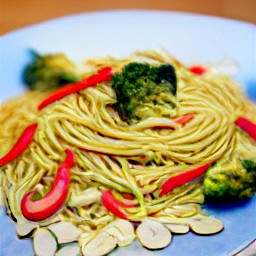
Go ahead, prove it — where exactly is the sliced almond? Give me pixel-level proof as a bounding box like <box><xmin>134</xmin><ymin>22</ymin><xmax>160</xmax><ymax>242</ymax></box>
<box><xmin>79</xmin><ymin>231</ymin><xmax>97</xmax><ymax>247</ymax></box>
<box><xmin>68</xmin><ymin>188</ymin><xmax>101</xmax><ymax>207</ymax></box>
<box><xmin>82</xmin><ymin>232</ymin><xmax>117</xmax><ymax>256</ymax></box>
<box><xmin>165</xmin><ymin>223</ymin><xmax>189</xmax><ymax>234</ymax></box>
<box><xmin>136</xmin><ymin>220</ymin><xmax>172</xmax><ymax>249</ymax></box>
<box><xmin>102</xmin><ymin>219</ymin><xmax>135</xmax><ymax>247</ymax></box>
<box><xmin>105</xmin><ymin>226</ymin><xmax>133</xmax><ymax>247</ymax></box>
<box><xmin>48</xmin><ymin>221</ymin><xmax>82</xmax><ymax>243</ymax></box>
<box><xmin>189</xmin><ymin>217</ymin><xmax>224</xmax><ymax>235</ymax></box>
<box><xmin>209</xmin><ymin>59</ymin><xmax>239</xmax><ymax>76</ymax></box>
<box><xmin>0</xmin><ymin>187</ymin><xmax>4</xmax><ymax>207</ymax></box>
<box><xmin>16</xmin><ymin>220</ymin><xmax>38</xmax><ymax>236</ymax></box>
<box><xmin>33</xmin><ymin>228</ymin><xmax>57</xmax><ymax>256</ymax></box>
<box><xmin>55</xmin><ymin>244</ymin><xmax>80</xmax><ymax>256</ymax></box>
<box><xmin>39</xmin><ymin>215</ymin><xmax>61</xmax><ymax>227</ymax></box>
<box><xmin>0</xmin><ymin>187</ymin><xmax>5</xmax><ymax>216</ymax></box>
<box><xmin>110</xmin><ymin>242</ymin><xmax>159</xmax><ymax>256</ymax></box>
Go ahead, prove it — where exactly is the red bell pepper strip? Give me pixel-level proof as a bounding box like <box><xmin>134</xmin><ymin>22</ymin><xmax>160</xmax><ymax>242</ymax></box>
<box><xmin>114</xmin><ymin>193</ymin><xmax>138</xmax><ymax>208</ymax></box>
<box><xmin>101</xmin><ymin>190</ymin><xmax>128</xmax><ymax>219</ymax></box>
<box><xmin>189</xmin><ymin>65</ymin><xmax>208</xmax><ymax>75</ymax></box>
<box><xmin>172</xmin><ymin>114</ymin><xmax>194</xmax><ymax>125</ymax></box>
<box><xmin>21</xmin><ymin>149</ymin><xmax>75</xmax><ymax>221</ymax></box>
<box><xmin>159</xmin><ymin>163</ymin><xmax>212</xmax><ymax>197</ymax></box>
<box><xmin>38</xmin><ymin>67</ymin><xmax>112</xmax><ymax>110</ymax></box>
<box><xmin>0</xmin><ymin>123</ymin><xmax>38</xmax><ymax>166</ymax></box>
<box><xmin>103</xmin><ymin>190</ymin><xmax>138</xmax><ymax>208</ymax></box>
<box><xmin>98</xmin><ymin>66</ymin><xmax>112</xmax><ymax>75</ymax></box>
<box><xmin>122</xmin><ymin>193</ymin><xmax>135</xmax><ymax>201</ymax></box>
<box><xmin>235</xmin><ymin>117</ymin><xmax>256</xmax><ymax>141</ymax></box>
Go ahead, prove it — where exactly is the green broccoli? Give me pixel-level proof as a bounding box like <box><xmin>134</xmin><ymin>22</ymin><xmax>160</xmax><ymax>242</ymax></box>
<box><xmin>203</xmin><ymin>159</ymin><xmax>256</xmax><ymax>200</ymax></box>
<box><xmin>112</xmin><ymin>62</ymin><xmax>177</xmax><ymax>122</ymax></box>
<box><xmin>23</xmin><ymin>51</ymin><xmax>82</xmax><ymax>91</ymax></box>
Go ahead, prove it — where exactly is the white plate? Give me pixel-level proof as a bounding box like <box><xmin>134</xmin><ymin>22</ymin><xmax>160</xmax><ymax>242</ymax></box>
<box><xmin>0</xmin><ymin>10</ymin><xmax>256</xmax><ymax>256</ymax></box>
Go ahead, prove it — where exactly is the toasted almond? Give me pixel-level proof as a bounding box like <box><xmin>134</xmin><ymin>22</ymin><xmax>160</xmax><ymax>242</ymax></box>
<box><xmin>48</xmin><ymin>221</ymin><xmax>82</xmax><ymax>243</ymax></box>
<box><xmin>0</xmin><ymin>187</ymin><xmax>4</xmax><ymax>207</ymax></box>
<box><xmin>209</xmin><ymin>59</ymin><xmax>239</xmax><ymax>76</ymax></box>
<box><xmin>136</xmin><ymin>220</ymin><xmax>172</xmax><ymax>249</ymax></box>
<box><xmin>102</xmin><ymin>219</ymin><xmax>135</xmax><ymax>247</ymax></box>
<box><xmin>79</xmin><ymin>231</ymin><xmax>97</xmax><ymax>248</ymax></box>
<box><xmin>82</xmin><ymin>232</ymin><xmax>117</xmax><ymax>256</ymax></box>
<box><xmin>55</xmin><ymin>244</ymin><xmax>80</xmax><ymax>256</ymax></box>
<box><xmin>16</xmin><ymin>220</ymin><xmax>38</xmax><ymax>236</ymax></box>
<box><xmin>189</xmin><ymin>217</ymin><xmax>224</xmax><ymax>235</ymax></box>
<box><xmin>165</xmin><ymin>223</ymin><xmax>189</xmax><ymax>234</ymax></box>
<box><xmin>39</xmin><ymin>215</ymin><xmax>61</xmax><ymax>227</ymax></box>
<box><xmin>33</xmin><ymin>228</ymin><xmax>57</xmax><ymax>256</ymax></box>
<box><xmin>68</xmin><ymin>188</ymin><xmax>101</xmax><ymax>207</ymax></box>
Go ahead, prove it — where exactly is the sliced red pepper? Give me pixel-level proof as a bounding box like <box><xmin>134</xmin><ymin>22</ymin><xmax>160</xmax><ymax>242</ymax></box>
<box><xmin>159</xmin><ymin>163</ymin><xmax>212</xmax><ymax>197</ymax></box>
<box><xmin>114</xmin><ymin>193</ymin><xmax>138</xmax><ymax>208</ymax></box>
<box><xmin>235</xmin><ymin>117</ymin><xmax>256</xmax><ymax>141</ymax></box>
<box><xmin>98</xmin><ymin>66</ymin><xmax>112</xmax><ymax>75</ymax></box>
<box><xmin>21</xmin><ymin>149</ymin><xmax>75</xmax><ymax>221</ymax></box>
<box><xmin>122</xmin><ymin>193</ymin><xmax>135</xmax><ymax>201</ymax></box>
<box><xmin>172</xmin><ymin>114</ymin><xmax>194</xmax><ymax>125</ymax></box>
<box><xmin>101</xmin><ymin>190</ymin><xmax>128</xmax><ymax>219</ymax></box>
<box><xmin>38</xmin><ymin>67</ymin><xmax>112</xmax><ymax>110</ymax></box>
<box><xmin>189</xmin><ymin>65</ymin><xmax>208</xmax><ymax>75</ymax></box>
<box><xmin>0</xmin><ymin>123</ymin><xmax>38</xmax><ymax>166</ymax></box>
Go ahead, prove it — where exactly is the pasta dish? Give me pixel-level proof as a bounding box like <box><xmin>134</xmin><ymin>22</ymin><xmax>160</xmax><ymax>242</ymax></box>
<box><xmin>0</xmin><ymin>49</ymin><xmax>255</xmax><ymax>255</ymax></box>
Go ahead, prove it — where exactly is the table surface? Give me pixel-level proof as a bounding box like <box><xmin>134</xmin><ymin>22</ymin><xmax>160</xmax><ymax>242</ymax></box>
<box><xmin>0</xmin><ymin>0</ymin><xmax>255</xmax><ymax>35</ymax></box>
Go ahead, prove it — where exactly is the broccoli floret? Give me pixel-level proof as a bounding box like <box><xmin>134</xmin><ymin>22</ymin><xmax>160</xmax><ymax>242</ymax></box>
<box><xmin>203</xmin><ymin>159</ymin><xmax>256</xmax><ymax>201</ymax></box>
<box><xmin>23</xmin><ymin>51</ymin><xmax>82</xmax><ymax>91</ymax></box>
<box><xmin>112</xmin><ymin>62</ymin><xmax>177</xmax><ymax>122</ymax></box>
